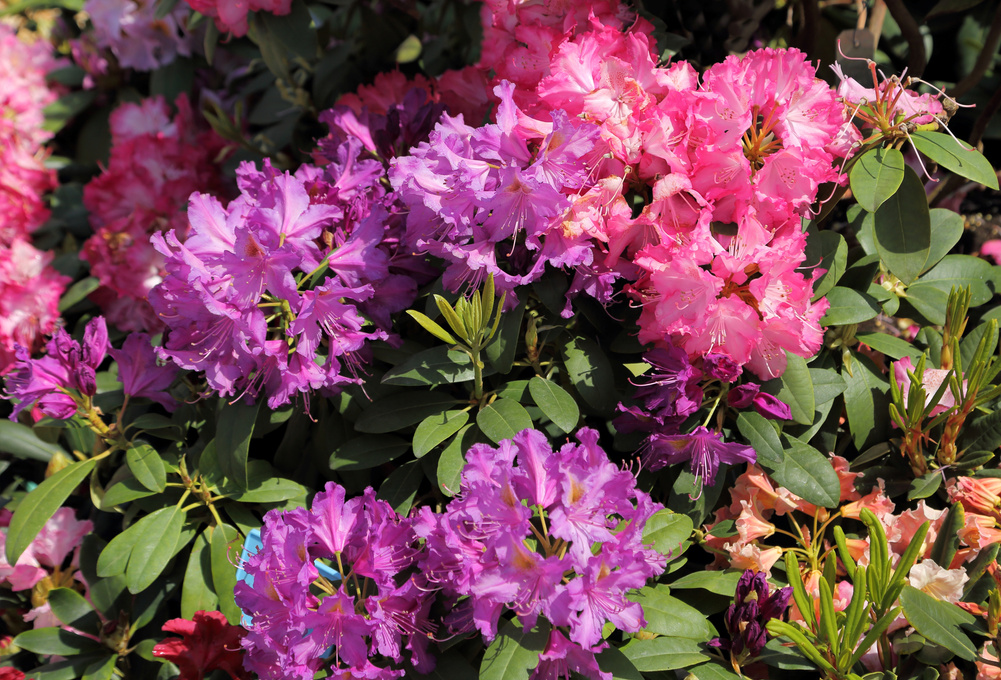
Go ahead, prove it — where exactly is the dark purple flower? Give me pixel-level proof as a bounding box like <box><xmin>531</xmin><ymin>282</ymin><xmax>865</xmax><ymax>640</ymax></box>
<box><xmin>716</xmin><ymin>570</ymin><xmax>791</xmax><ymax>661</ymax></box>
<box><xmin>642</xmin><ymin>426</ymin><xmax>756</xmax><ymax>487</ymax></box>
<box><xmin>727</xmin><ymin>384</ymin><xmax>792</xmax><ymax>420</ymax></box>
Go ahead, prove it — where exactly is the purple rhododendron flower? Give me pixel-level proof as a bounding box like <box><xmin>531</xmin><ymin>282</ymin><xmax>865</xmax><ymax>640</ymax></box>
<box><xmin>109</xmin><ymin>332</ymin><xmax>178</xmax><ymax>411</ymax></box>
<box><xmin>712</xmin><ymin>569</ymin><xmax>791</xmax><ymax>662</ymax></box>
<box><xmin>643</xmin><ymin>426</ymin><xmax>756</xmax><ymax>488</ymax></box>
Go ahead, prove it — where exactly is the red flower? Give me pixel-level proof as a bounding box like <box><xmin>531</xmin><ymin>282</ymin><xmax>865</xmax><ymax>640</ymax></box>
<box><xmin>0</xmin><ymin>667</ymin><xmax>25</xmax><ymax>680</ymax></box>
<box><xmin>152</xmin><ymin>610</ymin><xmax>249</xmax><ymax>680</ymax></box>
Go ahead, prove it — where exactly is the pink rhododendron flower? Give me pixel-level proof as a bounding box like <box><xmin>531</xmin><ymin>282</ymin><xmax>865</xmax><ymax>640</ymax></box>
<box><xmin>183</xmin><ymin>0</ymin><xmax>291</xmax><ymax>37</ymax></box>
<box><xmin>892</xmin><ymin>356</ymin><xmax>958</xmax><ymax>416</ymax></box>
<box><xmin>0</xmin><ymin>507</ymin><xmax>92</xmax><ymax>592</ymax></box>
<box><xmin>0</xmin><ymin>239</ymin><xmax>69</xmax><ymax>374</ymax></box>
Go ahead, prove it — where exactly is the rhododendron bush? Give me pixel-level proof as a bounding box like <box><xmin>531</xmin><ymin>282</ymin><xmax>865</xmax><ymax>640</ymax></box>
<box><xmin>2</xmin><ymin>0</ymin><xmax>1001</xmax><ymax>679</ymax></box>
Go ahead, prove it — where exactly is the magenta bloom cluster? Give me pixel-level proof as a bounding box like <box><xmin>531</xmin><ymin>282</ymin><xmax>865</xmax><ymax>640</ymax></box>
<box><xmin>236</xmin><ymin>428</ymin><xmax>666</xmax><ymax>680</ymax></box>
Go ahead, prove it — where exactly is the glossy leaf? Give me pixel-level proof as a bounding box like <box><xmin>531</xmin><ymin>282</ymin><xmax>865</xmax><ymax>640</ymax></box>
<box><xmin>211</xmin><ymin>523</ymin><xmax>242</xmax><ymax>624</ymax></box>
<box><xmin>126</xmin><ymin>505</ymin><xmax>184</xmax><ymax>593</ymax></box>
<box><xmin>771</xmin><ymin>435</ymin><xmax>840</xmax><ymax>507</ymax></box>
<box><xmin>216</xmin><ymin>400</ymin><xmax>260</xmax><ymax>489</ymax></box>
<box><xmin>479</xmin><ymin>618</ymin><xmax>550</xmax><ymax>680</ymax></box>
<box><xmin>438</xmin><ymin>424</ymin><xmax>475</xmax><ymax>496</ymax></box>
<box><xmin>619</xmin><ymin>637</ymin><xmax>708</xmax><ymax>671</ymax></box>
<box><xmin>736</xmin><ymin>412</ymin><xmax>784</xmax><ymax>467</ymax></box>
<box><xmin>382</xmin><ymin>346</ymin><xmax>480</xmax><ymax>386</ymax></box>
<box><xmin>873</xmin><ymin>166</ymin><xmax>931</xmax><ymax>285</ymax></box>
<box><xmin>377</xmin><ymin>460</ymin><xmax>423</xmax><ymax>514</ymax></box>
<box><xmin>842</xmin><ymin>353</ymin><xmax>890</xmax><ymax>451</ymax></box>
<box><xmin>48</xmin><ymin>588</ymin><xmax>100</xmax><ymax>632</ymax></box>
<box><xmin>641</xmin><ymin>509</ymin><xmax>694</xmax><ymax>561</ymax></box>
<box><xmin>907</xmin><ymin>471</ymin><xmax>942</xmax><ymax>500</ymax></box>
<box><xmin>899</xmin><ymin>585</ymin><xmax>977</xmax><ymax>660</ymax></box>
<box><xmin>476</xmin><ymin>399</ymin><xmax>533</xmax><ymax>444</ymax></box>
<box><xmin>125</xmin><ymin>442</ymin><xmax>167</xmax><ymax>493</ymax></box>
<box><xmin>629</xmin><ymin>586</ymin><xmax>715</xmax><ymax>639</ymax></box>
<box><xmin>803</xmin><ymin>229</ymin><xmax>847</xmax><ymax>300</ymax></box>
<box><xmin>355</xmin><ymin>392</ymin><xmax>462</xmax><ymax>433</ymax></box>
<box><xmin>0</xmin><ymin>420</ymin><xmax>62</xmax><ymax>462</ymax></box>
<box><xmin>850</xmin><ymin>146</ymin><xmax>905</xmax><ymax>212</ymax></box>
<box><xmin>561</xmin><ymin>336</ymin><xmax>617</xmax><ymax>414</ymax></box>
<box><xmin>329</xmin><ymin>434</ymin><xmax>410</xmax><ymax>471</ymax></box>
<box><xmin>413</xmin><ymin>410</ymin><xmax>470</xmax><ymax>457</ymax></box>
<box><xmin>821</xmin><ymin>286</ymin><xmax>881</xmax><ymax>326</ymax></box>
<box><xmin>6</xmin><ymin>458</ymin><xmax>97</xmax><ymax>564</ymax></box>
<box><xmin>910</xmin><ymin>131</ymin><xmax>999</xmax><ymax>189</ymax></box>
<box><xmin>181</xmin><ymin>531</ymin><xmax>217</xmax><ymax>619</ymax></box>
<box><xmin>925</xmin><ymin>209</ymin><xmax>966</xmax><ymax>272</ymax></box>
<box><xmin>670</xmin><ymin>570</ymin><xmax>741</xmax><ymax>596</ymax></box>
<box><xmin>771</xmin><ymin>353</ymin><xmax>814</xmax><ymax>425</ymax></box>
<box><xmin>14</xmin><ymin>628</ymin><xmax>102</xmax><ymax>656</ymax></box>
<box><xmin>528</xmin><ymin>377</ymin><xmax>579</xmax><ymax>433</ymax></box>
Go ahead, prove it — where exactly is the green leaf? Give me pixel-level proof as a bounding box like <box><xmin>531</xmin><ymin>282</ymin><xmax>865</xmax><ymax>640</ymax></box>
<box><xmin>211</xmin><ymin>523</ymin><xmax>242</xmax><ymax>624</ymax></box>
<box><xmin>24</xmin><ymin>656</ymin><xmax>107</xmax><ymax>680</ymax></box>
<box><xmin>821</xmin><ymin>286</ymin><xmax>881</xmax><ymax>326</ymax></box>
<box><xmin>842</xmin><ymin>353</ymin><xmax>890</xmax><ymax>451</ymax></box>
<box><xmin>856</xmin><ymin>332</ymin><xmax>920</xmax><ymax>360</ymax></box>
<box><xmin>619</xmin><ymin>637</ymin><xmax>708</xmax><ymax>671</ymax></box>
<box><xmin>528</xmin><ymin>377</ymin><xmax>580</xmax><ymax>434</ymax></box>
<box><xmin>181</xmin><ymin>531</ymin><xmax>217</xmax><ymax>619</ymax></box>
<box><xmin>0</xmin><ymin>420</ymin><xmax>63</xmax><ymax>462</ymax></box>
<box><xmin>228</xmin><ymin>461</ymin><xmax>307</xmax><ymax>502</ymax></box>
<box><xmin>772</xmin><ymin>353</ymin><xmax>815</xmax><ymax>425</ymax></box>
<box><xmin>476</xmin><ymin>399</ymin><xmax>533</xmax><ymax>444</ymax></box>
<box><xmin>873</xmin><ymin>166</ymin><xmax>931</xmax><ymax>285</ymax></box>
<box><xmin>125</xmin><ymin>506</ymin><xmax>184</xmax><ymax>593</ymax></box>
<box><xmin>561</xmin><ymin>336</ymin><xmax>617</xmax><ymax>414</ymax></box>
<box><xmin>687</xmin><ymin>663</ymin><xmax>743</xmax><ymax>680</ymax></box>
<box><xmin>479</xmin><ymin>618</ymin><xmax>550</xmax><ymax>680</ymax></box>
<box><xmin>641</xmin><ymin>509</ymin><xmax>694</xmax><ymax>561</ymax></box>
<box><xmin>899</xmin><ymin>585</ymin><xmax>977</xmax><ymax>660</ymax></box>
<box><xmin>47</xmin><ymin>588</ymin><xmax>100</xmax><ymax>633</ymax></box>
<box><xmin>930</xmin><ymin>504</ymin><xmax>964</xmax><ymax>569</ymax></box>
<box><xmin>803</xmin><ymin>229</ymin><xmax>847</xmax><ymax>300</ymax></box>
<box><xmin>736</xmin><ymin>412</ymin><xmax>785</xmax><ymax>468</ymax></box>
<box><xmin>96</xmin><ymin>522</ymin><xmax>141</xmax><ymax>578</ymax></box>
<box><xmin>355</xmin><ymin>392</ymin><xmax>462</xmax><ymax>433</ymax></box>
<box><xmin>246</xmin><ymin>0</ymin><xmax>317</xmax><ymax>79</ymax></box>
<box><xmin>958</xmin><ymin>407</ymin><xmax>1001</xmax><ymax>453</ymax></box>
<box><xmin>906</xmin><ymin>254</ymin><xmax>996</xmax><ymax>324</ymax></box>
<box><xmin>125</xmin><ymin>443</ymin><xmax>167</xmax><ymax>493</ymax></box>
<box><xmin>670</xmin><ymin>570</ymin><xmax>742</xmax><ymax>596</ymax></box>
<box><xmin>438</xmin><ymin>425</ymin><xmax>475</xmax><ymax>496</ymax></box>
<box><xmin>81</xmin><ymin>655</ymin><xmax>116</xmax><ymax>680</ymax></box>
<box><xmin>596</xmin><ymin>645</ymin><xmax>644</xmax><ymax>680</ymax></box>
<box><xmin>6</xmin><ymin>458</ymin><xmax>97</xmax><ymax>564</ymax></box>
<box><xmin>629</xmin><ymin>586</ymin><xmax>716</xmax><ymax>639</ymax></box>
<box><xmin>395</xmin><ymin>34</ymin><xmax>422</xmax><ymax>62</ymax></box>
<box><xmin>810</xmin><ymin>368</ymin><xmax>848</xmax><ymax>406</ymax></box>
<box><xmin>14</xmin><ymin>628</ymin><xmax>102</xmax><ymax>656</ymax></box>
<box><xmin>925</xmin><ymin>209</ymin><xmax>966</xmax><ymax>271</ymax></box>
<box><xmin>378</xmin><ymin>460</ymin><xmax>424</xmax><ymax>514</ymax></box>
<box><xmin>907</xmin><ymin>471</ymin><xmax>942</xmax><ymax>500</ymax></box>
<box><xmin>910</xmin><ymin>130</ymin><xmax>999</xmax><ymax>189</ymax></box>
<box><xmin>58</xmin><ymin>276</ymin><xmax>100</xmax><ymax>312</ymax></box>
<box><xmin>101</xmin><ymin>477</ymin><xmax>154</xmax><ymax>509</ymax></box>
<box><xmin>383</xmin><ymin>347</ymin><xmax>482</xmax><ymax>386</ymax></box>
<box><xmin>771</xmin><ymin>435</ymin><xmax>840</xmax><ymax>507</ymax></box>
<box><xmin>413</xmin><ymin>410</ymin><xmax>470</xmax><ymax>457</ymax></box>
<box><xmin>216</xmin><ymin>400</ymin><xmax>260</xmax><ymax>489</ymax></box>
<box><xmin>485</xmin><ymin>300</ymin><xmax>525</xmax><ymax>373</ymax></box>
<box><xmin>851</xmin><ymin>147</ymin><xmax>905</xmax><ymax>212</ymax></box>
<box><xmin>329</xmin><ymin>434</ymin><xmax>410</xmax><ymax>471</ymax></box>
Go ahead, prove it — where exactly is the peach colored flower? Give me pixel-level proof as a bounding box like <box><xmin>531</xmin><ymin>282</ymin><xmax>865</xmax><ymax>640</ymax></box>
<box><xmin>725</xmin><ymin>541</ymin><xmax>783</xmax><ymax>575</ymax></box>
<box><xmin>958</xmin><ymin>513</ymin><xmax>1001</xmax><ymax>549</ymax></box>
<box><xmin>908</xmin><ymin>559</ymin><xmax>968</xmax><ymax>603</ymax></box>
<box><xmin>948</xmin><ymin>477</ymin><xmax>1001</xmax><ymax>519</ymax></box>
<box><xmin>735</xmin><ymin>499</ymin><xmax>775</xmax><ymax>543</ymax></box>
<box><xmin>887</xmin><ymin>500</ymin><xmax>945</xmax><ymax>559</ymax></box>
<box><xmin>977</xmin><ymin>644</ymin><xmax>1001</xmax><ymax>680</ymax></box>
<box><xmin>831</xmin><ymin>455</ymin><xmax>861</xmax><ymax>503</ymax></box>
<box><xmin>840</xmin><ymin>479</ymin><xmax>894</xmax><ymax>523</ymax></box>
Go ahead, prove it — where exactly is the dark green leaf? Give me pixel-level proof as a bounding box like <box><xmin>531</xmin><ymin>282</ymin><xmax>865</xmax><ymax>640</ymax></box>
<box><xmin>669</xmin><ymin>570</ymin><xmax>742</xmax><ymax>596</ymax></box>
<box><xmin>821</xmin><ymin>286</ymin><xmax>881</xmax><ymax>326</ymax></box>
<box><xmin>24</xmin><ymin>656</ymin><xmax>107</xmax><ymax>680</ymax></box>
<box><xmin>96</xmin><ymin>523</ymin><xmax>141</xmax><ymax>578</ymax></box>
<box><xmin>181</xmin><ymin>531</ymin><xmax>217</xmax><ymax>619</ymax></box>
<box><xmin>479</xmin><ymin>618</ymin><xmax>550</xmax><ymax>680</ymax></box>
<box><xmin>382</xmin><ymin>347</ymin><xmax>480</xmax><ymax>386</ymax></box>
<box><xmin>957</xmin><ymin>407</ymin><xmax>1001</xmax><ymax>453</ymax></box>
<box><xmin>355</xmin><ymin>392</ymin><xmax>462</xmax><ymax>433</ymax></box>
<box><xmin>438</xmin><ymin>425</ymin><xmax>475</xmax><ymax>496</ymax></box>
<box><xmin>125</xmin><ymin>443</ymin><xmax>167</xmax><ymax>493</ymax></box>
<box><xmin>911</xmin><ymin>131</ymin><xmax>999</xmax><ymax>189</ymax></box>
<box><xmin>810</xmin><ymin>368</ymin><xmax>847</xmax><ymax>406</ymax></box>
<box><xmin>899</xmin><ymin>585</ymin><xmax>977</xmax><ymax>660</ymax></box>
<box><xmin>528</xmin><ymin>377</ymin><xmax>579</xmax><ymax>434</ymax></box>
<box><xmin>81</xmin><ymin>655</ymin><xmax>116</xmax><ymax>680</ymax></box>
<box><xmin>377</xmin><ymin>460</ymin><xmax>423</xmax><ymax>514</ymax></box>
<box><xmin>14</xmin><ymin>628</ymin><xmax>102</xmax><ymax>656</ymax></box>
<box><xmin>930</xmin><ymin>504</ymin><xmax>964</xmax><ymax>570</ymax></box>
<box><xmin>43</xmin><ymin>90</ymin><xmax>96</xmax><ymax>134</ymax></box>
<box><xmin>772</xmin><ymin>353</ymin><xmax>814</xmax><ymax>425</ymax></box>
<box><xmin>629</xmin><ymin>586</ymin><xmax>716</xmax><ymax>639</ymax></box>
<box><xmin>687</xmin><ymin>663</ymin><xmax>743</xmax><ymax>680</ymax></box>
<box><xmin>413</xmin><ymin>410</ymin><xmax>470</xmax><ymax>457</ymax></box>
<box><xmin>211</xmin><ymin>523</ymin><xmax>242</xmax><ymax>624</ymax></box>
<box><xmin>561</xmin><ymin>336</ymin><xmax>617</xmax><ymax>414</ymax></box>
<box><xmin>771</xmin><ymin>435</ymin><xmax>840</xmax><ymax>507</ymax></box>
<box><xmin>851</xmin><ymin>147</ymin><xmax>905</xmax><ymax>212</ymax></box>
<box><xmin>907</xmin><ymin>471</ymin><xmax>942</xmax><ymax>500</ymax></box>
<box><xmin>596</xmin><ymin>645</ymin><xmax>644</xmax><ymax>680</ymax></box>
<box><xmin>926</xmin><ymin>209</ymin><xmax>966</xmax><ymax>271</ymax></box>
<box><xmin>6</xmin><ymin>458</ymin><xmax>97</xmax><ymax>563</ymax></box>
<box><xmin>873</xmin><ymin>166</ymin><xmax>931</xmax><ymax>285</ymax></box>
<box><xmin>641</xmin><ymin>509</ymin><xmax>693</xmax><ymax>561</ymax></box>
<box><xmin>619</xmin><ymin>637</ymin><xmax>708</xmax><ymax>671</ymax></box>
<box><xmin>476</xmin><ymin>399</ymin><xmax>533</xmax><ymax>444</ymax></box>
<box><xmin>228</xmin><ymin>461</ymin><xmax>307</xmax><ymax>502</ymax></box>
<box><xmin>804</xmin><ymin>230</ymin><xmax>847</xmax><ymax>300</ymax></box>
<box><xmin>329</xmin><ymin>434</ymin><xmax>410</xmax><ymax>471</ymax></box>
<box><xmin>906</xmin><ymin>255</ymin><xmax>996</xmax><ymax>324</ymax></box>
<box><xmin>126</xmin><ymin>506</ymin><xmax>184</xmax><ymax>593</ymax></box>
<box><xmin>216</xmin><ymin>401</ymin><xmax>260</xmax><ymax>489</ymax></box>
<box><xmin>736</xmin><ymin>412</ymin><xmax>784</xmax><ymax>467</ymax></box>
<box><xmin>47</xmin><ymin>588</ymin><xmax>100</xmax><ymax>633</ymax></box>
<box><xmin>485</xmin><ymin>300</ymin><xmax>524</xmax><ymax>373</ymax></box>
<box><xmin>842</xmin><ymin>353</ymin><xmax>890</xmax><ymax>451</ymax></box>
<box><xmin>101</xmin><ymin>477</ymin><xmax>154</xmax><ymax>509</ymax></box>
<box><xmin>856</xmin><ymin>332</ymin><xmax>920</xmax><ymax>360</ymax></box>
<box><xmin>0</xmin><ymin>420</ymin><xmax>62</xmax><ymax>462</ymax></box>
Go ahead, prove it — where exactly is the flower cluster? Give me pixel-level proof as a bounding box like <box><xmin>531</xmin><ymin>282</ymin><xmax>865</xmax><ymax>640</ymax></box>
<box><xmin>392</xmin><ymin>5</ymin><xmax>848</xmax><ymax>380</ymax></box>
<box><xmin>0</xmin><ymin>507</ymin><xmax>92</xmax><ymax>629</ymax></box>
<box><xmin>182</xmin><ymin>0</ymin><xmax>289</xmax><ymax>38</ymax></box>
<box><xmin>236</xmin><ymin>428</ymin><xmax>666</xmax><ymax>679</ymax></box>
<box><xmin>152</xmin><ymin>610</ymin><xmax>249</xmax><ymax>680</ymax></box>
<box><xmin>711</xmin><ymin>570</ymin><xmax>791</xmax><ymax>665</ymax></box>
<box><xmin>0</xmin><ymin>25</ymin><xmax>67</xmax><ymax>373</ymax></box>
<box><xmin>236</xmin><ymin>484</ymin><xmax>432</xmax><ymax>680</ymax></box>
<box><xmin>3</xmin><ymin>316</ymin><xmax>177</xmax><ymax>421</ymax></box>
<box><xmin>81</xmin><ymin>95</ymin><xmax>229</xmax><ymax>332</ymax></box>
<box><xmin>84</xmin><ymin>0</ymin><xmax>197</xmax><ymax>71</ymax></box>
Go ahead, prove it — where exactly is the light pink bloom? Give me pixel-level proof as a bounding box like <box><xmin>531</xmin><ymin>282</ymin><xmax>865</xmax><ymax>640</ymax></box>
<box><xmin>907</xmin><ymin>559</ymin><xmax>968</xmax><ymax>603</ymax></box>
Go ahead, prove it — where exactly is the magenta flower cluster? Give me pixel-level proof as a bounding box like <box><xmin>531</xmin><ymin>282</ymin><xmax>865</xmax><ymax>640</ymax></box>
<box><xmin>236</xmin><ymin>428</ymin><xmax>666</xmax><ymax>680</ymax></box>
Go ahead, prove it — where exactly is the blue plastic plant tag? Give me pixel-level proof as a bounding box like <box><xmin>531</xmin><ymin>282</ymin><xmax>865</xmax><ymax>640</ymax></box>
<box><xmin>235</xmin><ymin>528</ymin><xmax>340</xmax><ymax>627</ymax></box>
